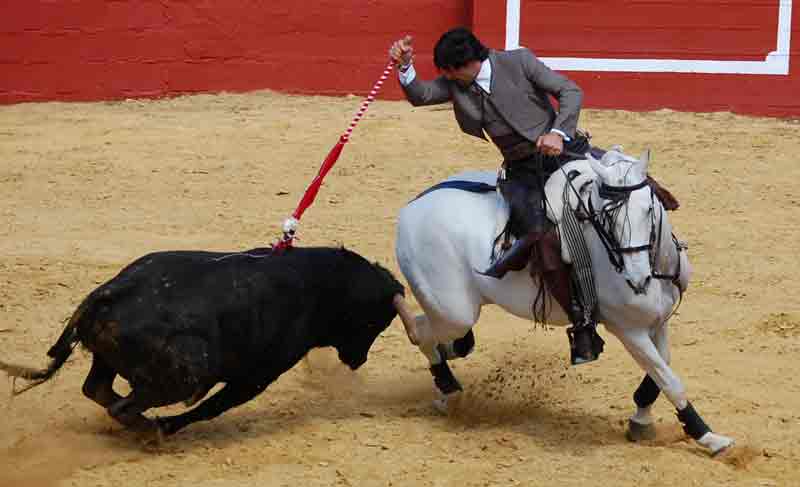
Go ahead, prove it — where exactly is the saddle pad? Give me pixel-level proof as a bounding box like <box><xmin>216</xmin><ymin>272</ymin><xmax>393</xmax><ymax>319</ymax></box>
<box><xmin>412</xmin><ymin>171</ymin><xmax>510</xmax><ymax>258</ymax></box>
<box><xmin>412</xmin><ymin>180</ymin><xmax>496</xmax><ymax>202</ymax></box>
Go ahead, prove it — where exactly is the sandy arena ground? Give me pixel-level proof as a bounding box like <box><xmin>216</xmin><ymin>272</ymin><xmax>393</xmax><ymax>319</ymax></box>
<box><xmin>0</xmin><ymin>91</ymin><xmax>799</xmax><ymax>487</ymax></box>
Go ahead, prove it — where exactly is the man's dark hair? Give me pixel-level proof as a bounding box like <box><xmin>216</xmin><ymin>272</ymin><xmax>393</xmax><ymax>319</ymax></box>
<box><xmin>433</xmin><ymin>27</ymin><xmax>490</xmax><ymax>70</ymax></box>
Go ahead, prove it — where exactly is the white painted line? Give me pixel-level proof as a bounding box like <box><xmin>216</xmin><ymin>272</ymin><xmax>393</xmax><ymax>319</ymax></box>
<box><xmin>505</xmin><ymin>0</ymin><xmax>792</xmax><ymax>75</ymax></box>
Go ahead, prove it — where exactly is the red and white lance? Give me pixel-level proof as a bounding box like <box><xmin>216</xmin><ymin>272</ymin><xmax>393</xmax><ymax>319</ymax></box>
<box><xmin>272</xmin><ymin>60</ymin><xmax>395</xmax><ymax>252</ymax></box>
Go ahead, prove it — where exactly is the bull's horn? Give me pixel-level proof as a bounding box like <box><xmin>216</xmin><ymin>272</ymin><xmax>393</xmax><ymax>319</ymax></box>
<box><xmin>392</xmin><ymin>294</ymin><xmax>419</xmax><ymax>346</ymax></box>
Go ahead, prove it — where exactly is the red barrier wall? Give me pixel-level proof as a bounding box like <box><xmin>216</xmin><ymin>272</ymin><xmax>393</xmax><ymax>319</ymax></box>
<box><xmin>0</xmin><ymin>0</ymin><xmax>471</xmax><ymax>103</ymax></box>
<box><xmin>475</xmin><ymin>1</ymin><xmax>800</xmax><ymax>117</ymax></box>
<box><xmin>1</xmin><ymin>1</ymin><xmax>798</xmax><ymax>117</ymax></box>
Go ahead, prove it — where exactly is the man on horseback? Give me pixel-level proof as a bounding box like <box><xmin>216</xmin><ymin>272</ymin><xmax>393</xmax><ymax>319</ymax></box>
<box><xmin>390</xmin><ymin>27</ymin><xmax>604</xmax><ymax>365</ymax></box>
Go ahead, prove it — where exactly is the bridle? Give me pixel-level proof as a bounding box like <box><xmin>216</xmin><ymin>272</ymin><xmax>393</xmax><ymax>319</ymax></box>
<box><xmin>577</xmin><ymin>175</ymin><xmax>684</xmax><ymax>294</ymax></box>
<box><xmin>590</xmin><ymin>179</ymin><xmax>653</xmax><ymax>271</ymax></box>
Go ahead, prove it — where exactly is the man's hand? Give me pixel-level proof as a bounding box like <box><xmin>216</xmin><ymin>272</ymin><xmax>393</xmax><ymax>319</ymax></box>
<box><xmin>389</xmin><ymin>35</ymin><xmax>414</xmax><ymax>69</ymax></box>
<box><xmin>536</xmin><ymin>132</ymin><xmax>564</xmax><ymax>157</ymax></box>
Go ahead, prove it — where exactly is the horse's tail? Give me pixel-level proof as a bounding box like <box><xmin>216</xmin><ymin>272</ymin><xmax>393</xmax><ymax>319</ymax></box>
<box><xmin>0</xmin><ymin>291</ymin><xmax>96</xmax><ymax>395</ymax></box>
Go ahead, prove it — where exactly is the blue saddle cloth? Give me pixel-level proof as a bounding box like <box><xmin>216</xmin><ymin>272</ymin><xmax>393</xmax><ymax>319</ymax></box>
<box><xmin>413</xmin><ymin>180</ymin><xmax>496</xmax><ymax>202</ymax></box>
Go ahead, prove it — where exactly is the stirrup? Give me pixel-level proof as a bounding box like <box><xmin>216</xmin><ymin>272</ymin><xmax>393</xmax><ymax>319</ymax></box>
<box><xmin>567</xmin><ymin>324</ymin><xmax>604</xmax><ymax>366</ymax></box>
<box><xmin>478</xmin><ymin>233</ymin><xmax>539</xmax><ymax>279</ymax></box>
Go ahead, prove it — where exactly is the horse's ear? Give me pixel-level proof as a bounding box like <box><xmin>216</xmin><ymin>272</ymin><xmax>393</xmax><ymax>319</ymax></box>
<box><xmin>639</xmin><ymin>149</ymin><xmax>651</xmax><ymax>172</ymax></box>
<box><xmin>586</xmin><ymin>152</ymin><xmax>610</xmax><ymax>180</ymax></box>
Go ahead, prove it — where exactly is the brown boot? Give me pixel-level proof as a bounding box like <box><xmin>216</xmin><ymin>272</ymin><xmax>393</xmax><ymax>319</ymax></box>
<box><xmin>539</xmin><ymin>231</ymin><xmax>603</xmax><ymax>365</ymax></box>
<box><xmin>647</xmin><ymin>175</ymin><xmax>680</xmax><ymax>211</ymax></box>
<box><xmin>479</xmin><ymin>232</ymin><xmax>540</xmax><ymax>279</ymax></box>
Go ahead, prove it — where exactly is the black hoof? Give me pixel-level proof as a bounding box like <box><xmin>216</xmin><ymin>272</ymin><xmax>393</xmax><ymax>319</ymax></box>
<box><xmin>626</xmin><ymin>419</ymin><xmax>657</xmax><ymax>442</ymax></box>
<box><xmin>430</xmin><ymin>361</ymin><xmax>462</xmax><ymax>395</ymax></box>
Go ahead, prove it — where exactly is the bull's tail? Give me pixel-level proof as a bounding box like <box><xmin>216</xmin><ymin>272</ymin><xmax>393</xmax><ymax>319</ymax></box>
<box><xmin>0</xmin><ymin>292</ymin><xmax>95</xmax><ymax>395</ymax></box>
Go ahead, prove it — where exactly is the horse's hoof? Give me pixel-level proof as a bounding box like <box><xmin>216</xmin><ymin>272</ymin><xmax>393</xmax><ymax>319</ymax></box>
<box><xmin>697</xmin><ymin>431</ymin><xmax>735</xmax><ymax>456</ymax></box>
<box><xmin>432</xmin><ymin>390</ymin><xmax>462</xmax><ymax>415</ymax></box>
<box><xmin>711</xmin><ymin>439</ymin><xmax>735</xmax><ymax>458</ymax></box>
<box><xmin>626</xmin><ymin>419</ymin><xmax>657</xmax><ymax>442</ymax></box>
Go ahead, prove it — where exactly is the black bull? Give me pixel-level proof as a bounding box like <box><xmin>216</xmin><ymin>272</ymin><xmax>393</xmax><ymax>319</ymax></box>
<box><xmin>0</xmin><ymin>247</ymin><xmax>408</xmax><ymax>435</ymax></box>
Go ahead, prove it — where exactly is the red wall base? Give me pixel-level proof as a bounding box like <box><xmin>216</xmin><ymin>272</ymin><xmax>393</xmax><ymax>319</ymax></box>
<box><xmin>2</xmin><ymin>1</ymin><xmax>798</xmax><ymax>117</ymax></box>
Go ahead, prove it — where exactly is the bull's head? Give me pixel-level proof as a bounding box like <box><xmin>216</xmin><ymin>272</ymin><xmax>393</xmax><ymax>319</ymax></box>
<box><xmin>333</xmin><ymin>254</ymin><xmax>405</xmax><ymax>369</ymax></box>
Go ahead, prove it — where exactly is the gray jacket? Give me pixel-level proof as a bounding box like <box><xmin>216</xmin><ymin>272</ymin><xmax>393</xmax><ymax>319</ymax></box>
<box><xmin>401</xmin><ymin>48</ymin><xmax>583</xmax><ymax>142</ymax></box>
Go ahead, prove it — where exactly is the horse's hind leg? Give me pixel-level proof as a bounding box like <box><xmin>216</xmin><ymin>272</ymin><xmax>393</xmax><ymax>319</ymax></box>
<box><xmin>611</xmin><ymin>327</ymin><xmax>734</xmax><ymax>455</ymax></box>
<box><xmin>409</xmin><ymin>312</ymin><xmax>478</xmax><ymax>415</ymax></box>
<box><xmin>412</xmin><ymin>314</ymin><xmax>464</xmax><ymax>396</ymax></box>
<box><xmin>439</xmin><ymin>329</ymin><xmax>476</xmax><ymax>361</ymax></box>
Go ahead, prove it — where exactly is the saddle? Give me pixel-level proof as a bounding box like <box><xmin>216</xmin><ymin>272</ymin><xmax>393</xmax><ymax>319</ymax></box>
<box><xmin>414</xmin><ymin>158</ymin><xmax>679</xmax><ymax>264</ymax></box>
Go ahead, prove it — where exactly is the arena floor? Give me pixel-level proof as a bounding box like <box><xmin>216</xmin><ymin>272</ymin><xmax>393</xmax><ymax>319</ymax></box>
<box><xmin>1</xmin><ymin>91</ymin><xmax>798</xmax><ymax>487</ymax></box>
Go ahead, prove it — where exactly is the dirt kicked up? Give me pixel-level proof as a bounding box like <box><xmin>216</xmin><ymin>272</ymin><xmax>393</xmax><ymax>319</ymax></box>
<box><xmin>0</xmin><ymin>91</ymin><xmax>798</xmax><ymax>487</ymax></box>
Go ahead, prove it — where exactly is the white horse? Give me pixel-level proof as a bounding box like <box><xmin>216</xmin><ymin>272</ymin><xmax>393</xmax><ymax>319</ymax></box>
<box><xmin>391</xmin><ymin>149</ymin><xmax>734</xmax><ymax>456</ymax></box>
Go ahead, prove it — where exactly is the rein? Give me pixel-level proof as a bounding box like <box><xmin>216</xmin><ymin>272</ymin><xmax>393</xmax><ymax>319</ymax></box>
<box><xmin>562</xmin><ymin>169</ymin><xmax>684</xmax><ymax>288</ymax></box>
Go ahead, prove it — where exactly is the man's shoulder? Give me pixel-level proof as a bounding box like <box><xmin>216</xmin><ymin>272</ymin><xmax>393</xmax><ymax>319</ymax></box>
<box><xmin>491</xmin><ymin>48</ymin><xmax>536</xmax><ymax>69</ymax></box>
<box><xmin>493</xmin><ymin>47</ymin><xmax>535</xmax><ymax>59</ymax></box>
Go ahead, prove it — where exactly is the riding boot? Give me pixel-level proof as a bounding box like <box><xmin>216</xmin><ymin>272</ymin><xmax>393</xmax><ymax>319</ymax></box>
<box><xmin>539</xmin><ymin>230</ymin><xmax>604</xmax><ymax>365</ymax></box>
<box><xmin>646</xmin><ymin>175</ymin><xmax>680</xmax><ymax>211</ymax></box>
<box><xmin>479</xmin><ymin>232</ymin><xmax>541</xmax><ymax>279</ymax></box>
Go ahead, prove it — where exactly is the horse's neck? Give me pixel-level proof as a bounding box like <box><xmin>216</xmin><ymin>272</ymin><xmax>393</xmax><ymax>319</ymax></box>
<box><xmin>653</xmin><ymin>202</ymin><xmax>681</xmax><ymax>270</ymax></box>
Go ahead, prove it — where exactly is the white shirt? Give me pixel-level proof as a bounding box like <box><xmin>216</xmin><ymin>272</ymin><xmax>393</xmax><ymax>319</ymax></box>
<box><xmin>398</xmin><ymin>59</ymin><xmax>569</xmax><ymax>141</ymax></box>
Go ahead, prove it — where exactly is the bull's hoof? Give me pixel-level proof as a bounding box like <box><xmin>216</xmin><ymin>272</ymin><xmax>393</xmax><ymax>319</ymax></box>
<box><xmin>626</xmin><ymin>419</ymin><xmax>657</xmax><ymax>442</ymax></box>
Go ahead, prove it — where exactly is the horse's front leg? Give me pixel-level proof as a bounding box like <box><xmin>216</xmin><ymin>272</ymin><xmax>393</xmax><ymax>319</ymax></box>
<box><xmin>626</xmin><ymin>322</ymin><xmax>669</xmax><ymax>441</ymax></box>
<box><xmin>610</xmin><ymin>327</ymin><xmax>734</xmax><ymax>455</ymax></box>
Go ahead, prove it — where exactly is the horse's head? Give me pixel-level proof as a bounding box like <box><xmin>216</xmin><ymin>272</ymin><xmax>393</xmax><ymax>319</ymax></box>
<box><xmin>587</xmin><ymin>149</ymin><xmax>655</xmax><ymax>294</ymax></box>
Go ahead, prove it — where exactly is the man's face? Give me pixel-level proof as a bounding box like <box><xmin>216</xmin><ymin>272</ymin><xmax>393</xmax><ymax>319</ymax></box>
<box><xmin>440</xmin><ymin>60</ymin><xmax>482</xmax><ymax>85</ymax></box>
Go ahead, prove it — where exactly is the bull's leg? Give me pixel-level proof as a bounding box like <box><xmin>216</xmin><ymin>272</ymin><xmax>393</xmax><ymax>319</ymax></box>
<box><xmin>610</xmin><ymin>327</ymin><xmax>734</xmax><ymax>455</ymax></box>
<box><xmin>157</xmin><ymin>381</ymin><xmax>269</xmax><ymax>436</ymax></box>
<box><xmin>106</xmin><ymin>389</ymin><xmax>162</xmax><ymax>433</ymax></box>
<box><xmin>82</xmin><ymin>355</ymin><xmax>122</xmax><ymax>408</ymax></box>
